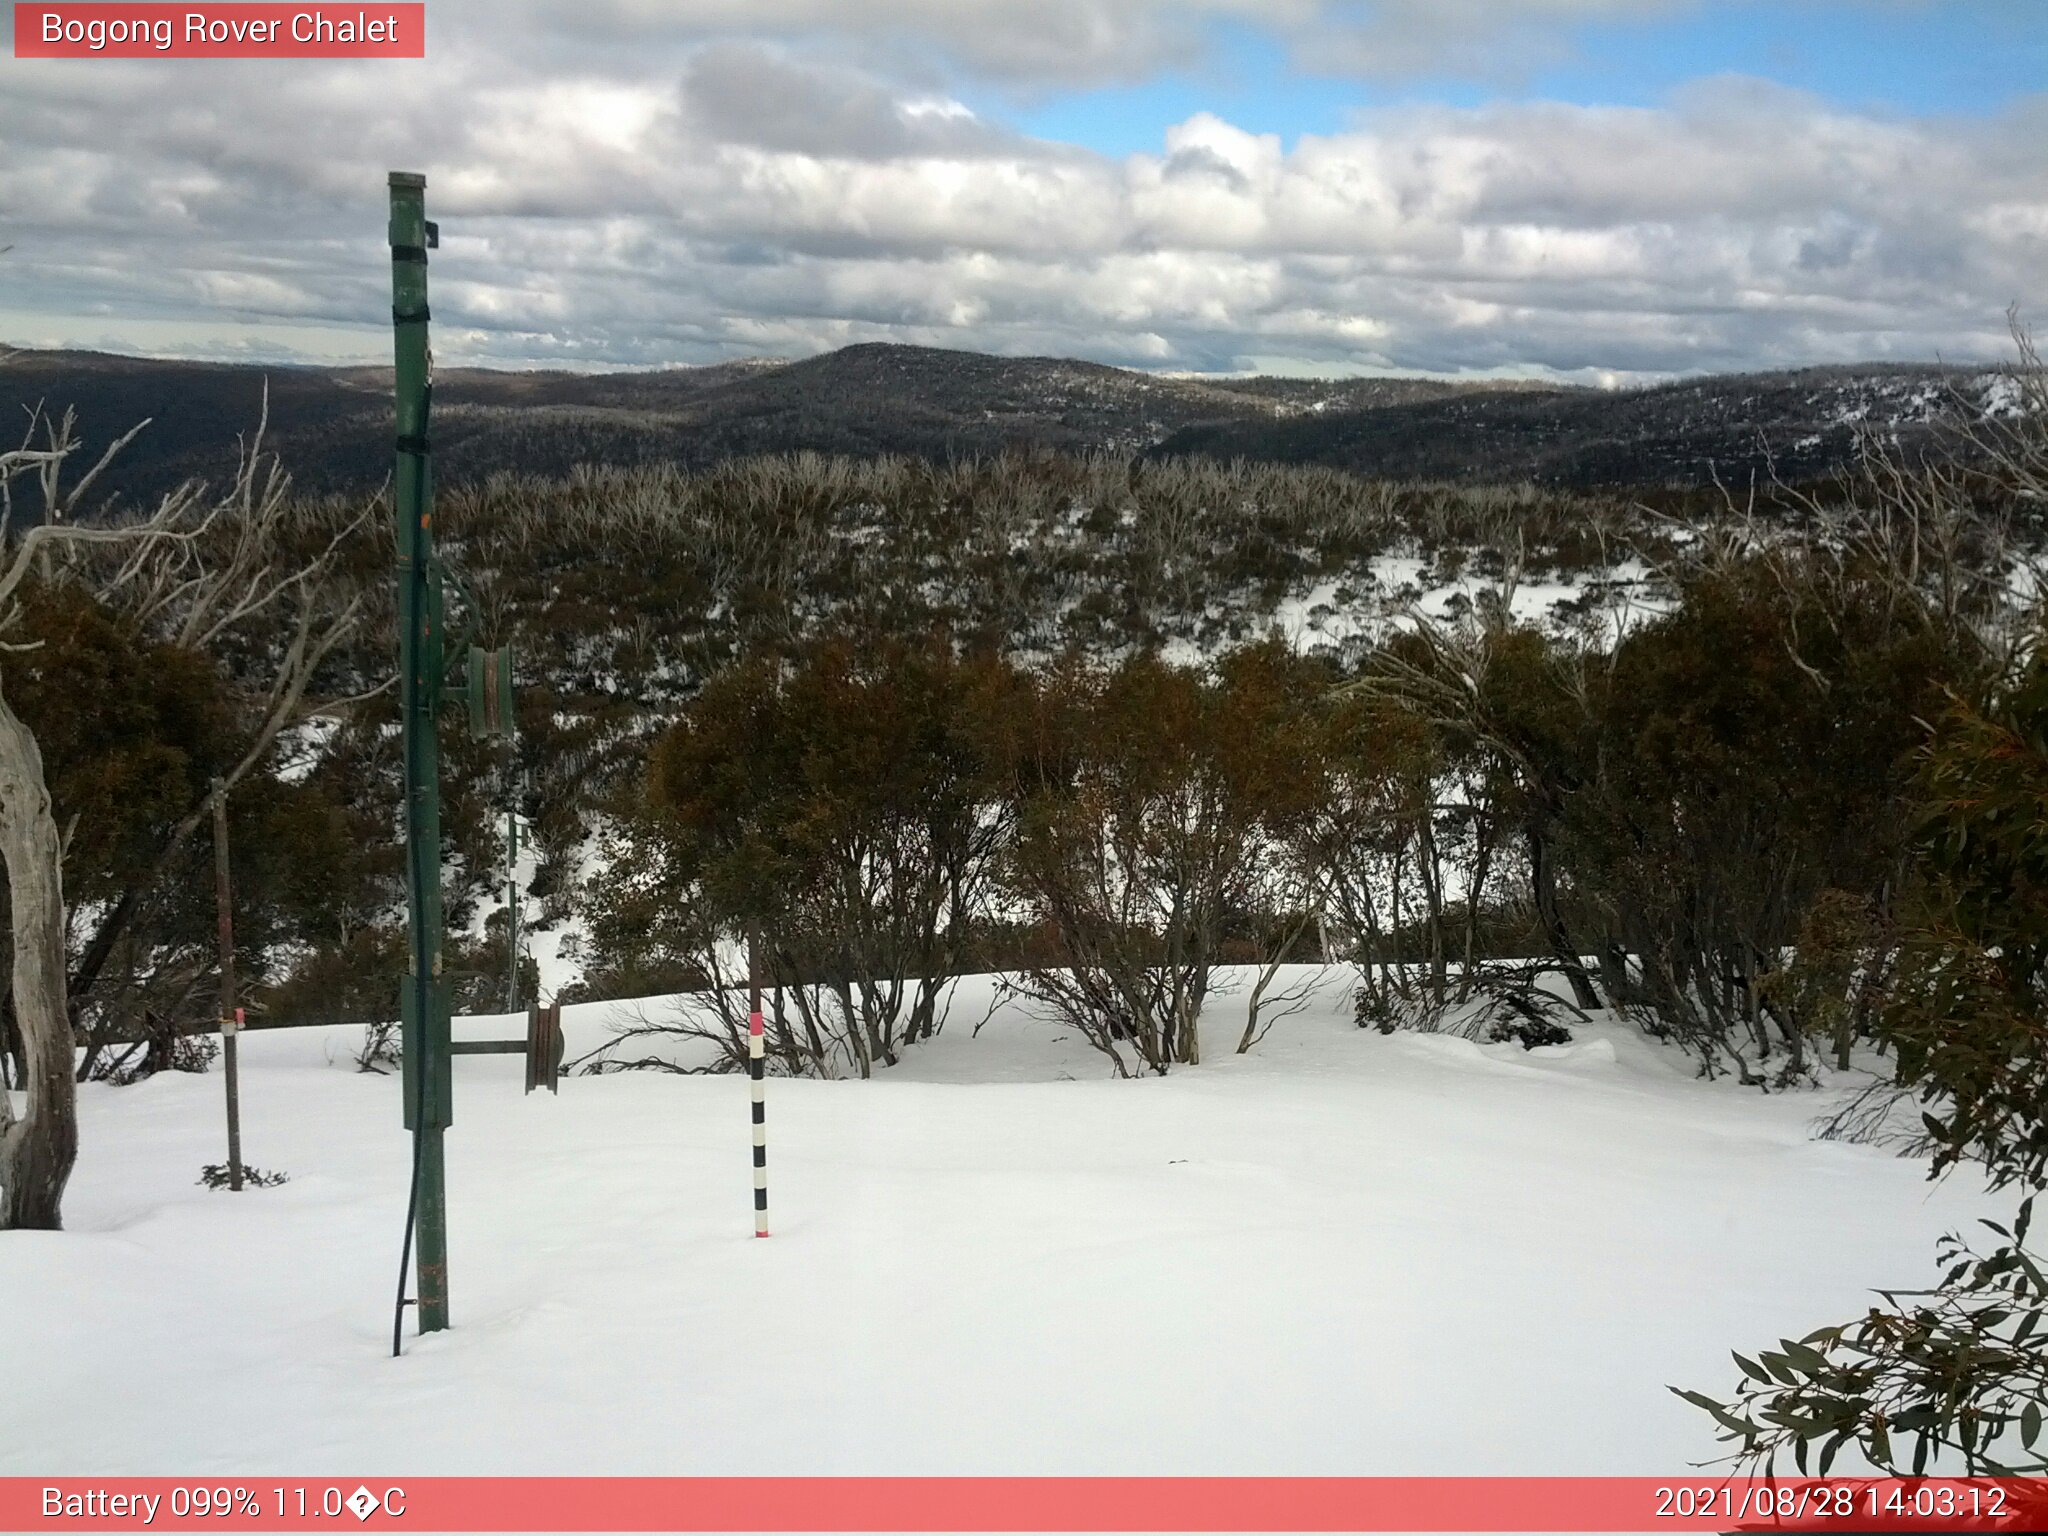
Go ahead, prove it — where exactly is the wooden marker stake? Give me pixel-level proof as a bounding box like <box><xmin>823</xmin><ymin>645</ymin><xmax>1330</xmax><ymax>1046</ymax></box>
<box><xmin>210</xmin><ymin>778</ymin><xmax>243</xmax><ymax>1192</ymax></box>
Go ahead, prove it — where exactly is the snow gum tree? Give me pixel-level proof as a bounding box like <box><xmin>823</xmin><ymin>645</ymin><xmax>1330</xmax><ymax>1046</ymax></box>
<box><xmin>1341</xmin><ymin>611</ymin><xmax>1600</xmax><ymax>1024</ymax></box>
<box><xmin>1004</xmin><ymin>651</ymin><xmax>1293</xmax><ymax>1075</ymax></box>
<box><xmin>1889</xmin><ymin>654</ymin><xmax>2048</xmax><ymax>1196</ymax></box>
<box><xmin>1569</xmin><ymin>555</ymin><xmax>1968</xmax><ymax>1080</ymax></box>
<box><xmin>637</xmin><ymin>634</ymin><xmax>1023</xmax><ymax>1078</ymax></box>
<box><xmin>1348</xmin><ymin>504</ymin><xmax>2007</xmax><ymax>1078</ymax></box>
<box><xmin>1676</xmin><ymin>643</ymin><xmax>2048</xmax><ymax>1483</ymax></box>
<box><xmin>1214</xmin><ymin>642</ymin><xmax>1341</xmax><ymax>1054</ymax></box>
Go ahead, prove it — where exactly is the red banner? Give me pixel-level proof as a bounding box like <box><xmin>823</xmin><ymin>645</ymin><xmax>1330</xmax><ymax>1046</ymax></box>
<box><xmin>5</xmin><ymin>1477</ymin><xmax>2048</xmax><ymax>1532</ymax></box>
<box><xmin>13</xmin><ymin>5</ymin><xmax>425</xmax><ymax>58</ymax></box>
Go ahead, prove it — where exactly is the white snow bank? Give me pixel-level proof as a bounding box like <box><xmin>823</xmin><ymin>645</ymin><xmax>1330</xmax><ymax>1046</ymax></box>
<box><xmin>0</xmin><ymin>968</ymin><xmax>1998</xmax><ymax>1478</ymax></box>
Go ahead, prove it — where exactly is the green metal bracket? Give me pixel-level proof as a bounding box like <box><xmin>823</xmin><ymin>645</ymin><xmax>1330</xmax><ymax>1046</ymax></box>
<box><xmin>399</xmin><ymin>974</ymin><xmax>454</xmax><ymax>1132</ymax></box>
<box><xmin>434</xmin><ymin>1004</ymin><xmax>562</xmax><ymax>1096</ymax></box>
<box><xmin>466</xmin><ymin>644</ymin><xmax>514</xmax><ymax>739</ymax></box>
<box><xmin>439</xmin><ymin>1004</ymin><xmax>561</xmax><ymax>1094</ymax></box>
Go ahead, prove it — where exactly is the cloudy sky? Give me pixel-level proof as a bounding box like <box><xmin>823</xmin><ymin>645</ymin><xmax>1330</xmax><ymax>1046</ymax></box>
<box><xmin>1</xmin><ymin>1</ymin><xmax>2043</xmax><ymax>379</ymax></box>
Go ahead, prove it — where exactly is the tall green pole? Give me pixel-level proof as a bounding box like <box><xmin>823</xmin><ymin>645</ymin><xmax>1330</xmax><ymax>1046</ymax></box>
<box><xmin>390</xmin><ymin>170</ymin><xmax>449</xmax><ymax>1335</ymax></box>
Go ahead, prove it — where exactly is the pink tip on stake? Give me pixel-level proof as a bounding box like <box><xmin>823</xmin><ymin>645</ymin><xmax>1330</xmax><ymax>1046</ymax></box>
<box><xmin>748</xmin><ymin>1009</ymin><xmax>764</xmax><ymax>1037</ymax></box>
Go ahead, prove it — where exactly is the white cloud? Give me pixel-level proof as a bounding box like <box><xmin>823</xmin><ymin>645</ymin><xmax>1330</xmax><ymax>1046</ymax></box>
<box><xmin>0</xmin><ymin>14</ymin><xmax>2039</xmax><ymax>377</ymax></box>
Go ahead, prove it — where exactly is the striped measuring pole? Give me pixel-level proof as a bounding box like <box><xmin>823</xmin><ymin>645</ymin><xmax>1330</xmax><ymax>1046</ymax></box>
<box><xmin>747</xmin><ymin>937</ymin><xmax>769</xmax><ymax>1238</ymax></box>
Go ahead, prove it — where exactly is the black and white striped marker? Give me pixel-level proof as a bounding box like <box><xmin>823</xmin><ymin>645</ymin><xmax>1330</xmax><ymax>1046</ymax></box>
<box><xmin>749</xmin><ymin>1007</ymin><xmax>769</xmax><ymax>1237</ymax></box>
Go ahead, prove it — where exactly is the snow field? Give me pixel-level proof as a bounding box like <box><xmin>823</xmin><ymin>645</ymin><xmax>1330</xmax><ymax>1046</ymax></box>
<box><xmin>0</xmin><ymin>970</ymin><xmax>1999</xmax><ymax>1478</ymax></box>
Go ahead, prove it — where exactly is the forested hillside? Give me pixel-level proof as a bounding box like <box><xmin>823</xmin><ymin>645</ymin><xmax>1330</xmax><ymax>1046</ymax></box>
<box><xmin>0</xmin><ymin>342</ymin><xmax>2009</xmax><ymax>513</ymax></box>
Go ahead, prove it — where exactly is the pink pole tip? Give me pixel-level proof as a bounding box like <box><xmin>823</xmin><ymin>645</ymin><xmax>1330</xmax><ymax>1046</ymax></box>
<box><xmin>748</xmin><ymin>1010</ymin><xmax>764</xmax><ymax>1036</ymax></box>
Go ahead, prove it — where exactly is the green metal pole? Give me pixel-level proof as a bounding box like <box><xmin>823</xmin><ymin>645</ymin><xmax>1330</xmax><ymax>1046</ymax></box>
<box><xmin>389</xmin><ymin>170</ymin><xmax>449</xmax><ymax>1335</ymax></box>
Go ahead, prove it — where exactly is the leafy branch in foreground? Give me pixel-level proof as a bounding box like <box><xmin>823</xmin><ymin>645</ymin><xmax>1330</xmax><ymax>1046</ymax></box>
<box><xmin>1674</xmin><ymin>1201</ymin><xmax>2047</xmax><ymax>1477</ymax></box>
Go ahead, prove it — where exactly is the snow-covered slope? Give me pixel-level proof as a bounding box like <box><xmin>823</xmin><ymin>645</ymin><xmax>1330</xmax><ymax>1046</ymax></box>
<box><xmin>1</xmin><ymin>970</ymin><xmax>1996</xmax><ymax>1476</ymax></box>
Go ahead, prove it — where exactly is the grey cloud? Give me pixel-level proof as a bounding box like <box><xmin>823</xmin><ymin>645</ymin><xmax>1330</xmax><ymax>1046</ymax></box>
<box><xmin>679</xmin><ymin>43</ymin><xmax>1017</xmax><ymax>160</ymax></box>
<box><xmin>466</xmin><ymin>0</ymin><xmax>1690</xmax><ymax>91</ymax></box>
<box><xmin>1296</xmin><ymin>0</ymin><xmax>1694</xmax><ymax>83</ymax></box>
<box><xmin>455</xmin><ymin>0</ymin><xmax>1231</xmax><ymax>88</ymax></box>
<box><xmin>1161</xmin><ymin>145</ymin><xmax>1254</xmax><ymax>192</ymax></box>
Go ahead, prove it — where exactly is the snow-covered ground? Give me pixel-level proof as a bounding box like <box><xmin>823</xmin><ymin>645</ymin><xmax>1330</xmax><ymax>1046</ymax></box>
<box><xmin>1</xmin><ymin>970</ymin><xmax>1999</xmax><ymax>1477</ymax></box>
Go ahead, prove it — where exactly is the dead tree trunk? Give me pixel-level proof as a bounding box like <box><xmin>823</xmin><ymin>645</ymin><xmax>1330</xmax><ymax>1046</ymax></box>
<box><xmin>0</xmin><ymin>682</ymin><xmax>75</xmax><ymax>1229</ymax></box>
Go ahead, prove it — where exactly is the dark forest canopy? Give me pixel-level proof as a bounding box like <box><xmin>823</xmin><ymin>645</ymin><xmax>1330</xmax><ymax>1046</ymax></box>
<box><xmin>0</xmin><ymin>341</ymin><xmax>2008</xmax><ymax>511</ymax></box>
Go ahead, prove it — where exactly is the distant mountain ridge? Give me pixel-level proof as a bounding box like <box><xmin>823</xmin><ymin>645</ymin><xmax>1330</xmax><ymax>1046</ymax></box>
<box><xmin>1152</xmin><ymin>362</ymin><xmax>2014</xmax><ymax>488</ymax></box>
<box><xmin>0</xmin><ymin>342</ymin><xmax>2005</xmax><ymax>509</ymax></box>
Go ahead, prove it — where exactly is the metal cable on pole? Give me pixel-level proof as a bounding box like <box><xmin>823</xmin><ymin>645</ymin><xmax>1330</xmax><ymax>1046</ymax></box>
<box><xmin>392</xmin><ymin>719</ymin><xmax>430</xmax><ymax>1356</ymax></box>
